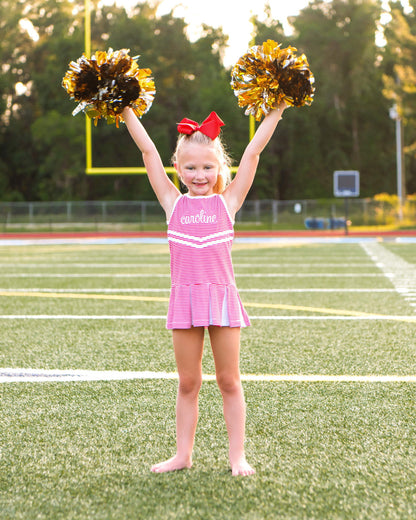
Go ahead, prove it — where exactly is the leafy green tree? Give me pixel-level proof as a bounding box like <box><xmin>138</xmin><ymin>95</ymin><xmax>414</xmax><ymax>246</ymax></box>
<box><xmin>250</xmin><ymin>0</ymin><xmax>395</xmax><ymax>199</ymax></box>
<box><xmin>0</xmin><ymin>0</ymin><xmax>236</xmax><ymax>201</ymax></box>
<box><xmin>382</xmin><ymin>0</ymin><xmax>416</xmax><ymax>193</ymax></box>
<box><xmin>289</xmin><ymin>0</ymin><xmax>395</xmax><ymax>198</ymax></box>
<box><xmin>0</xmin><ymin>0</ymin><xmax>86</xmax><ymax>200</ymax></box>
<box><xmin>0</xmin><ymin>0</ymin><xmax>36</xmax><ymax>200</ymax></box>
<box><xmin>1</xmin><ymin>0</ymin><xmax>410</xmax><ymax>203</ymax></box>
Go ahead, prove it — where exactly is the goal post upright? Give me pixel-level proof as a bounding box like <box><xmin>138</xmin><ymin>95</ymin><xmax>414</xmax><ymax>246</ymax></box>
<box><xmin>83</xmin><ymin>0</ymin><xmax>179</xmax><ymax>179</ymax></box>
<box><xmin>84</xmin><ymin>0</ymin><xmax>92</xmax><ymax>173</ymax></box>
<box><xmin>82</xmin><ymin>0</ymin><xmax>237</xmax><ymax>181</ymax></box>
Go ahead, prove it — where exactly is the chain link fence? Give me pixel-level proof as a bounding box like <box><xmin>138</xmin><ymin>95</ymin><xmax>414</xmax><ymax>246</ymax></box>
<box><xmin>0</xmin><ymin>198</ymin><xmax>415</xmax><ymax>231</ymax></box>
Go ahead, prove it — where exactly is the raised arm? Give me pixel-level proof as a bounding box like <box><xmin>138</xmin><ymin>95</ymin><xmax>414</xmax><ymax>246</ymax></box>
<box><xmin>223</xmin><ymin>102</ymin><xmax>286</xmax><ymax>218</ymax></box>
<box><xmin>122</xmin><ymin>107</ymin><xmax>180</xmax><ymax>216</ymax></box>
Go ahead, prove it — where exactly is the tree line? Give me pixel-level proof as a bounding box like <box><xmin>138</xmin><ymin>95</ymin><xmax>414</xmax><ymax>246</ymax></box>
<box><xmin>1</xmin><ymin>0</ymin><xmax>415</xmax><ymax>202</ymax></box>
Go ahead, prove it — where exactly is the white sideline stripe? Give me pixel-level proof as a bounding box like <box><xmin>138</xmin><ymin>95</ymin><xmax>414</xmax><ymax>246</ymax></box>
<box><xmin>0</xmin><ymin>263</ymin><xmax>169</xmax><ymax>268</ymax></box>
<box><xmin>0</xmin><ymin>315</ymin><xmax>415</xmax><ymax>321</ymax></box>
<box><xmin>0</xmin><ymin>273</ymin><xmax>384</xmax><ymax>278</ymax></box>
<box><xmin>251</xmin><ymin>315</ymin><xmax>416</xmax><ymax>321</ymax></box>
<box><xmin>0</xmin><ymin>262</ymin><xmax>375</xmax><ymax>268</ymax></box>
<box><xmin>241</xmin><ymin>288</ymin><xmax>395</xmax><ymax>292</ymax></box>
<box><xmin>0</xmin><ymin>288</ymin><xmax>171</xmax><ymax>293</ymax></box>
<box><xmin>0</xmin><ymin>288</ymin><xmax>396</xmax><ymax>293</ymax></box>
<box><xmin>1</xmin><ymin>368</ymin><xmax>416</xmax><ymax>383</ymax></box>
<box><xmin>0</xmin><ymin>273</ymin><xmax>171</xmax><ymax>278</ymax></box>
<box><xmin>0</xmin><ymin>315</ymin><xmax>167</xmax><ymax>320</ymax></box>
<box><xmin>361</xmin><ymin>242</ymin><xmax>416</xmax><ymax>315</ymax></box>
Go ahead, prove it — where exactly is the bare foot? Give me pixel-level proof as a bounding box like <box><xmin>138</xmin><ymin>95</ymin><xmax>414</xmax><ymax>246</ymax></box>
<box><xmin>230</xmin><ymin>457</ymin><xmax>256</xmax><ymax>476</ymax></box>
<box><xmin>151</xmin><ymin>455</ymin><xmax>192</xmax><ymax>474</ymax></box>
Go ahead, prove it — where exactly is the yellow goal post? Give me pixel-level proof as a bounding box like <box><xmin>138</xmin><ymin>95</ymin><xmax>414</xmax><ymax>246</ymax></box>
<box><xmin>83</xmin><ymin>0</ymin><xmax>252</xmax><ymax>179</ymax></box>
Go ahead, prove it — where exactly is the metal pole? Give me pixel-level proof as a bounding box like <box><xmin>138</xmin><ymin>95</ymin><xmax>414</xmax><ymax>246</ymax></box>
<box><xmin>396</xmin><ymin>116</ymin><xmax>403</xmax><ymax>220</ymax></box>
<box><xmin>344</xmin><ymin>197</ymin><xmax>349</xmax><ymax>235</ymax></box>
<box><xmin>390</xmin><ymin>104</ymin><xmax>404</xmax><ymax>221</ymax></box>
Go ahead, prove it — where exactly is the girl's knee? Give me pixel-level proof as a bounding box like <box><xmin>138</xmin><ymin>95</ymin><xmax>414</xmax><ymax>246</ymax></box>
<box><xmin>216</xmin><ymin>373</ymin><xmax>241</xmax><ymax>395</ymax></box>
<box><xmin>178</xmin><ymin>374</ymin><xmax>202</xmax><ymax>396</ymax></box>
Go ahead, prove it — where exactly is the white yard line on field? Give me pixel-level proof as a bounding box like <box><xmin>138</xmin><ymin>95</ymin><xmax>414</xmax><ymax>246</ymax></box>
<box><xmin>0</xmin><ymin>288</ymin><xmax>396</xmax><ymax>293</ymax></box>
<box><xmin>0</xmin><ymin>315</ymin><xmax>415</xmax><ymax>322</ymax></box>
<box><xmin>1</xmin><ymin>368</ymin><xmax>416</xmax><ymax>383</ymax></box>
<box><xmin>361</xmin><ymin>242</ymin><xmax>416</xmax><ymax>312</ymax></box>
<box><xmin>0</xmin><ymin>262</ymin><xmax>375</xmax><ymax>268</ymax></box>
<box><xmin>0</xmin><ymin>273</ymin><xmax>384</xmax><ymax>278</ymax></box>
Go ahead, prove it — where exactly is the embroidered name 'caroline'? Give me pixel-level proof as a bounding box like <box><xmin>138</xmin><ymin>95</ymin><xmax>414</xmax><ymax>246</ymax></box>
<box><xmin>180</xmin><ymin>209</ymin><xmax>217</xmax><ymax>225</ymax></box>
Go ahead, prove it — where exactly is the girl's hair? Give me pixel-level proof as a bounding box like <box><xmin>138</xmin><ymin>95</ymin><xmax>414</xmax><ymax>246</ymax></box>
<box><xmin>172</xmin><ymin>131</ymin><xmax>232</xmax><ymax>194</ymax></box>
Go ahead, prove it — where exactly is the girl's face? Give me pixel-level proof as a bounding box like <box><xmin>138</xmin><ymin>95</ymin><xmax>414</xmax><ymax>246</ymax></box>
<box><xmin>175</xmin><ymin>142</ymin><xmax>220</xmax><ymax>197</ymax></box>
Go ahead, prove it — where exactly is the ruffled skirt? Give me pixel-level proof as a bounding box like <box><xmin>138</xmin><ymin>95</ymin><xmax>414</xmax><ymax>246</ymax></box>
<box><xmin>166</xmin><ymin>283</ymin><xmax>250</xmax><ymax>329</ymax></box>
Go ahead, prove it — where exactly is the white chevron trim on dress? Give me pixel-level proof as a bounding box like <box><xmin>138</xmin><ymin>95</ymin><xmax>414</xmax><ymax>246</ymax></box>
<box><xmin>168</xmin><ymin>235</ymin><xmax>233</xmax><ymax>249</ymax></box>
<box><xmin>167</xmin><ymin>229</ymin><xmax>233</xmax><ymax>243</ymax></box>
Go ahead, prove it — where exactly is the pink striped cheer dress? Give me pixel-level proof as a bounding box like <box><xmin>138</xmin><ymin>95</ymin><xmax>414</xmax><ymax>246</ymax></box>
<box><xmin>166</xmin><ymin>194</ymin><xmax>250</xmax><ymax>329</ymax></box>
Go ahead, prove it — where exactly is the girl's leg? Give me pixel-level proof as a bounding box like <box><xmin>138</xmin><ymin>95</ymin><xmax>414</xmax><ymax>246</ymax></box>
<box><xmin>208</xmin><ymin>326</ymin><xmax>255</xmax><ymax>476</ymax></box>
<box><xmin>151</xmin><ymin>327</ymin><xmax>205</xmax><ymax>473</ymax></box>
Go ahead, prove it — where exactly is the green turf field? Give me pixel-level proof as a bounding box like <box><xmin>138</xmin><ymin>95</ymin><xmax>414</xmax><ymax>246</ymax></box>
<box><xmin>0</xmin><ymin>239</ymin><xmax>415</xmax><ymax>519</ymax></box>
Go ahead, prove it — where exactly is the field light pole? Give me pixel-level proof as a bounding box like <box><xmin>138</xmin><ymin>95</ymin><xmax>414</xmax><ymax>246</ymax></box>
<box><xmin>389</xmin><ymin>103</ymin><xmax>404</xmax><ymax>221</ymax></box>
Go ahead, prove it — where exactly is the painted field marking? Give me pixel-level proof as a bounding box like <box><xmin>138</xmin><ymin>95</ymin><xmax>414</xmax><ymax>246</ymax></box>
<box><xmin>241</xmin><ymin>288</ymin><xmax>395</xmax><ymax>293</ymax></box>
<box><xmin>0</xmin><ymin>314</ymin><xmax>414</xmax><ymax>320</ymax></box>
<box><xmin>0</xmin><ymin>287</ymin><xmax>396</xmax><ymax>293</ymax></box>
<box><xmin>1</xmin><ymin>368</ymin><xmax>416</xmax><ymax>384</ymax></box>
<box><xmin>0</xmin><ymin>315</ymin><xmax>167</xmax><ymax>320</ymax></box>
<box><xmin>0</xmin><ymin>262</ymin><xmax>375</xmax><ymax>268</ymax></box>
<box><xmin>0</xmin><ymin>314</ymin><xmax>415</xmax><ymax>322</ymax></box>
<box><xmin>361</xmin><ymin>242</ymin><xmax>416</xmax><ymax>314</ymax></box>
<box><xmin>0</xmin><ymin>272</ymin><xmax>384</xmax><ymax>278</ymax></box>
<box><xmin>1</xmin><ymin>290</ymin><xmax>416</xmax><ymax>322</ymax></box>
<box><xmin>0</xmin><ymin>290</ymin><xmax>169</xmax><ymax>303</ymax></box>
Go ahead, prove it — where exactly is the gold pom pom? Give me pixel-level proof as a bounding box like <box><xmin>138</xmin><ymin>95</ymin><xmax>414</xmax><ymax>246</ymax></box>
<box><xmin>62</xmin><ymin>48</ymin><xmax>156</xmax><ymax>126</ymax></box>
<box><xmin>231</xmin><ymin>40</ymin><xmax>315</xmax><ymax>121</ymax></box>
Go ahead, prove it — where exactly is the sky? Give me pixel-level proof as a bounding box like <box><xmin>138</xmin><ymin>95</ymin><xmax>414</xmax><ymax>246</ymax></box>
<box><xmin>110</xmin><ymin>0</ymin><xmax>314</xmax><ymax>66</ymax></box>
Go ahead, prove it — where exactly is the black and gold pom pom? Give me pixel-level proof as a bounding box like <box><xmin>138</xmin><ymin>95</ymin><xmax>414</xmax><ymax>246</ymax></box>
<box><xmin>231</xmin><ymin>40</ymin><xmax>315</xmax><ymax>120</ymax></box>
<box><xmin>62</xmin><ymin>48</ymin><xmax>155</xmax><ymax>126</ymax></box>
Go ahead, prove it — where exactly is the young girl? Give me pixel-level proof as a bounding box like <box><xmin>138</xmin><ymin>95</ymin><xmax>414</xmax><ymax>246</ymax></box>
<box><xmin>122</xmin><ymin>102</ymin><xmax>286</xmax><ymax>476</ymax></box>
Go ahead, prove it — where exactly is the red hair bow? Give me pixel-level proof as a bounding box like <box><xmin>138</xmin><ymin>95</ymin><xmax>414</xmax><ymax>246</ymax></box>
<box><xmin>177</xmin><ymin>111</ymin><xmax>224</xmax><ymax>140</ymax></box>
